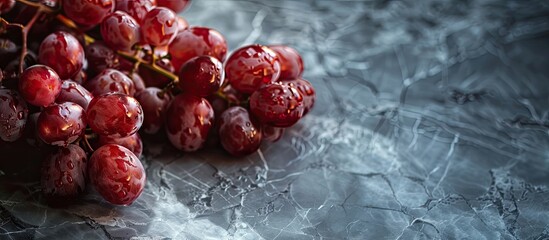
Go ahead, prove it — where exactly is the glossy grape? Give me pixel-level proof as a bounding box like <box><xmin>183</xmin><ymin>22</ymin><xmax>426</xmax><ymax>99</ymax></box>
<box><xmin>85</xmin><ymin>41</ymin><xmax>120</xmax><ymax>76</ymax></box>
<box><xmin>86</xmin><ymin>93</ymin><xmax>144</xmax><ymax>138</ymax></box>
<box><xmin>249</xmin><ymin>83</ymin><xmax>304</xmax><ymax>127</ymax></box>
<box><xmin>157</xmin><ymin>0</ymin><xmax>190</xmax><ymax>13</ymax></box>
<box><xmin>123</xmin><ymin>71</ymin><xmax>146</xmax><ymax>92</ymax></box>
<box><xmin>19</xmin><ymin>64</ymin><xmax>62</xmax><ymax>107</ymax></box>
<box><xmin>39</xmin><ymin>31</ymin><xmax>85</xmax><ymax>80</ymax></box>
<box><xmin>115</xmin><ymin>0</ymin><xmax>156</xmax><ymax>24</ymax></box>
<box><xmin>97</xmin><ymin>133</ymin><xmax>143</xmax><ymax>158</ymax></box>
<box><xmin>269</xmin><ymin>45</ymin><xmax>304</xmax><ymax>80</ymax></box>
<box><xmin>141</xmin><ymin>7</ymin><xmax>179</xmax><ymax>46</ymax></box>
<box><xmin>134</xmin><ymin>87</ymin><xmax>170</xmax><ymax>134</ymax></box>
<box><xmin>284</xmin><ymin>78</ymin><xmax>315</xmax><ymax>115</ymax></box>
<box><xmin>165</xmin><ymin>94</ymin><xmax>213</xmax><ymax>152</ymax></box>
<box><xmin>85</xmin><ymin>68</ymin><xmax>136</xmax><ymax>96</ymax></box>
<box><xmin>100</xmin><ymin>11</ymin><xmax>141</xmax><ymax>51</ymax></box>
<box><xmin>218</xmin><ymin>106</ymin><xmax>262</xmax><ymax>156</ymax></box>
<box><xmin>225</xmin><ymin>44</ymin><xmax>281</xmax><ymax>94</ymax></box>
<box><xmin>63</xmin><ymin>0</ymin><xmax>114</xmax><ymax>26</ymax></box>
<box><xmin>168</xmin><ymin>26</ymin><xmax>227</xmax><ymax>71</ymax></box>
<box><xmin>56</xmin><ymin>80</ymin><xmax>93</xmax><ymax>110</ymax></box>
<box><xmin>37</xmin><ymin>102</ymin><xmax>86</xmax><ymax>146</ymax></box>
<box><xmin>41</xmin><ymin>144</ymin><xmax>87</xmax><ymax>202</ymax></box>
<box><xmin>178</xmin><ymin>56</ymin><xmax>224</xmax><ymax>97</ymax></box>
<box><xmin>0</xmin><ymin>89</ymin><xmax>28</xmax><ymax>142</ymax></box>
<box><xmin>89</xmin><ymin>144</ymin><xmax>146</xmax><ymax>205</ymax></box>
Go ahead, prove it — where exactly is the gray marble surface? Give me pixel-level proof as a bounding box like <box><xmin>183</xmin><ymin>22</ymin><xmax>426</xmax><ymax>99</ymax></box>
<box><xmin>1</xmin><ymin>0</ymin><xmax>549</xmax><ymax>239</ymax></box>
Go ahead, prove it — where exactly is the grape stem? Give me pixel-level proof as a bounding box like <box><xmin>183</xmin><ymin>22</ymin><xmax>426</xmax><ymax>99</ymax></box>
<box><xmin>81</xmin><ymin>134</ymin><xmax>95</xmax><ymax>152</ymax></box>
<box><xmin>18</xmin><ymin>11</ymin><xmax>41</xmax><ymax>73</ymax></box>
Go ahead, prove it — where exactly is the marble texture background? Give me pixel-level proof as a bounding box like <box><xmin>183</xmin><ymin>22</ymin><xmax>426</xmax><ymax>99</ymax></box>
<box><xmin>1</xmin><ymin>0</ymin><xmax>549</xmax><ymax>239</ymax></box>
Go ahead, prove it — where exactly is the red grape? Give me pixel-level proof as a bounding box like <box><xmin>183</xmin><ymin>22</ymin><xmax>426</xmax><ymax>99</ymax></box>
<box><xmin>218</xmin><ymin>106</ymin><xmax>262</xmax><ymax>156</ymax></box>
<box><xmin>141</xmin><ymin>7</ymin><xmax>179</xmax><ymax>46</ymax></box>
<box><xmin>85</xmin><ymin>41</ymin><xmax>120</xmax><ymax>76</ymax></box>
<box><xmin>249</xmin><ymin>83</ymin><xmax>304</xmax><ymax>127</ymax></box>
<box><xmin>178</xmin><ymin>56</ymin><xmax>224</xmax><ymax>97</ymax></box>
<box><xmin>86</xmin><ymin>93</ymin><xmax>144</xmax><ymax>138</ymax></box>
<box><xmin>0</xmin><ymin>0</ymin><xmax>15</xmax><ymax>14</ymax></box>
<box><xmin>157</xmin><ymin>0</ymin><xmax>190</xmax><ymax>14</ymax></box>
<box><xmin>165</xmin><ymin>94</ymin><xmax>213</xmax><ymax>152</ymax></box>
<box><xmin>41</xmin><ymin>144</ymin><xmax>87</xmax><ymax>202</ymax></box>
<box><xmin>89</xmin><ymin>144</ymin><xmax>146</xmax><ymax>205</ymax></box>
<box><xmin>284</xmin><ymin>78</ymin><xmax>315</xmax><ymax>115</ymax></box>
<box><xmin>97</xmin><ymin>133</ymin><xmax>143</xmax><ymax>158</ymax></box>
<box><xmin>56</xmin><ymin>80</ymin><xmax>93</xmax><ymax>110</ymax></box>
<box><xmin>269</xmin><ymin>45</ymin><xmax>304</xmax><ymax>80</ymax></box>
<box><xmin>134</xmin><ymin>87</ymin><xmax>170</xmax><ymax>134</ymax></box>
<box><xmin>100</xmin><ymin>11</ymin><xmax>141</xmax><ymax>51</ymax></box>
<box><xmin>139</xmin><ymin>57</ymin><xmax>175</xmax><ymax>88</ymax></box>
<box><xmin>168</xmin><ymin>26</ymin><xmax>227</xmax><ymax>71</ymax></box>
<box><xmin>123</xmin><ymin>71</ymin><xmax>146</xmax><ymax>92</ymax></box>
<box><xmin>62</xmin><ymin>0</ymin><xmax>115</xmax><ymax>26</ymax></box>
<box><xmin>85</xmin><ymin>68</ymin><xmax>136</xmax><ymax>96</ymax></box>
<box><xmin>115</xmin><ymin>0</ymin><xmax>156</xmax><ymax>24</ymax></box>
<box><xmin>225</xmin><ymin>44</ymin><xmax>281</xmax><ymax>94</ymax></box>
<box><xmin>37</xmin><ymin>102</ymin><xmax>86</xmax><ymax>146</ymax></box>
<box><xmin>0</xmin><ymin>89</ymin><xmax>28</xmax><ymax>142</ymax></box>
<box><xmin>39</xmin><ymin>31</ymin><xmax>85</xmax><ymax>80</ymax></box>
<box><xmin>18</xmin><ymin>64</ymin><xmax>62</xmax><ymax>107</ymax></box>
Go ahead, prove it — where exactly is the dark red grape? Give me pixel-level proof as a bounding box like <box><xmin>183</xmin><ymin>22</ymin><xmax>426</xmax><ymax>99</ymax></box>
<box><xmin>178</xmin><ymin>56</ymin><xmax>224</xmax><ymax>97</ymax></box>
<box><xmin>85</xmin><ymin>68</ymin><xmax>136</xmax><ymax>96</ymax></box>
<box><xmin>89</xmin><ymin>144</ymin><xmax>146</xmax><ymax>205</ymax></box>
<box><xmin>0</xmin><ymin>38</ymin><xmax>18</xmax><ymax>67</ymax></box>
<box><xmin>97</xmin><ymin>132</ymin><xmax>143</xmax><ymax>158</ymax></box>
<box><xmin>0</xmin><ymin>0</ymin><xmax>15</xmax><ymax>14</ymax></box>
<box><xmin>218</xmin><ymin>106</ymin><xmax>262</xmax><ymax>156</ymax></box>
<box><xmin>284</xmin><ymin>78</ymin><xmax>315</xmax><ymax>115</ymax></box>
<box><xmin>249</xmin><ymin>83</ymin><xmax>304</xmax><ymax>127</ymax></box>
<box><xmin>19</xmin><ymin>64</ymin><xmax>62</xmax><ymax>107</ymax></box>
<box><xmin>0</xmin><ymin>89</ymin><xmax>28</xmax><ymax>142</ymax></box>
<box><xmin>225</xmin><ymin>44</ymin><xmax>281</xmax><ymax>94</ymax></box>
<box><xmin>141</xmin><ymin>7</ymin><xmax>178</xmax><ymax>46</ymax></box>
<box><xmin>39</xmin><ymin>31</ymin><xmax>85</xmax><ymax>80</ymax></box>
<box><xmin>123</xmin><ymin>71</ymin><xmax>146</xmax><ymax>92</ymax></box>
<box><xmin>37</xmin><ymin>102</ymin><xmax>86</xmax><ymax>146</ymax></box>
<box><xmin>63</xmin><ymin>0</ymin><xmax>114</xmax><ymax>26</ymax></box>
<box><xmin>157</xmin><ymin>0</ymin><xmax>190</xmax><ymax>13</ymax></box>
<box><xmin>165</xmin><ymin>94</ymin><xmax>213</xmax><ymax>152</ymax></box>
<box><xmin>56</xmin><ymin>80</ymin><xmax>93</xmax><ymax>110</ymax></box>
<box><xmin>168</xmin><ymin>26</ymin><xmax>227</xmax><ymax>71</ymax></box>
<box><xmin>41</xmin><ymin>144</ymin><xmax>87</xmax><ymax>202</ymax></box>
<box><xmin>100</xmin><ymin>11</ymin><xmax>141</xmax><ymax>51</ymax></box>
<box><xmin>86</xmin><ymin>93</ymin><xmax>144</xmax><ymax>138</ymax></box>
<box><xmin>115</xmin><ymin>0</ymin><xmax>156</xmax><ymax>24</ymax></box>
<box><xmin>269</xmin><ymin>45</ymin><xmax>304</xmax><ymax>80</ymax></box>
<box><xmin>134</xmin><ymin>87</ymin><xmax>170</xmax><ymax>134</ymax></box>
<box><xmin>262</xmin><ymin>125</ymin><xmax>284</xmax><ymax>142</ymax></box>
<box><xmin>85</xmin><ymin>41</ymin><xmax>120</xmax><ymax>76</ymax></box>
<box><xmin>139</xmin><ymin>57</ymin><xmax>175</xmax><ymax>88</ymax></box>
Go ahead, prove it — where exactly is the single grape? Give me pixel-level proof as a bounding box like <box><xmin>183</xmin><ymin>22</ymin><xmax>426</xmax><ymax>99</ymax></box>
<box><xmin>86</xmin><ymin>93</ymin><xmax>144</xmax><ymax>138</ymax></box>
<box><xmin>39</xmin><ymin>31</ymin><xmax>85</xmax><ymax>80</ymax></box>
<box><xmin>56</xmin><ymin>80</ymin><xmax>93</xmax><ymax>110</ymax></box>
<box><xmin>0</xmin><ymin>89</ymin><xmax>28</xmax><ymax>142</ymax></box>
<box><xmin>225</xmin><ymin>44</ymin><xmax>281</xmax><ymax>94</ymax></box>
<box><xmin>62</xmin><ymin>0</ymin><xmax>114</xmax><ymax>26</ymax></box>
<box><xmin>37</xmin><ymin>102</ymin><xmax>86</xmax><ymax>146</ymax></box>
<box><xmin>269</xmin><ymin>45</ymin><xmax>304</xmax><ymax>80</ymax></box>
<box><xmin>122</xmin><ymin>71</ymin><xmax>146</xmax><ymax>92</ymax></box>
<box><xmin>165</xmin><ymin>94</ymin><xmax>213</xmax><ymax>152</ymax></box>
<box><xmin>134</xmin><ymin>87</ymin><xmax>170</xmax><ymax>134</ymax></box>
<box><xmin>262</xmin><ymin>125</ymin><xmax>284</xmax><ymax>142</ymax></box>
<box><xmin>115</xmin><ymin>0</ymin><xmax>156</xmax><ymax>24</ymax></box>
<box><xmin>178</xmin><ymin>56</ymin><xmax>224</xmax><ymax>97</ymax></box>
<box><xmin>85</xmin><ymin>68</ymin><xmax>136</xmax><ymax>96</ymax></box>
<box><xmin>284</xmin><ymin>78</ymin><xmax>315</xmax><ymax>116</ymax></box>
<box><xmin>41</xmin><ymin>144</ymin><xmax>87</xmax><ymax>203</ymax></box>
<box><xmin>141</xmin><ymin>7</ymin><xmax>179</xmax><ymax>46</ymax></box>
<box><xmin>89</xmin><ymin>144</ymin><xmax>146</xmax><ymax>205</ymax></box>
<box><xmin>139</xmin><ymin>57</ymin><xmax>175</xmax><ymax>88</ymax></box>
<box><xmin>157</xmin><ymin>0</ymin><xmax>190</xmax><ymax>14</ymax></box>
<box><xmin>100</xmin><ymin>11</ymin><xmax>141</xmax><ymax>51</ymax></box>
<box><xmin>168</xmin><ymin>26</ymin><xmax>227</xmax><ymax>71</ymax></box>
<box><xmin>249</xmin><ymin>83</ymin><xmax>304</xmax><ymax>127</ymax></box>
<box><xmin>97</xmin><ymin>132</ymin><xmax>143</xmax><ymax>158</ymax></box>
<box><xmin>218</xmin><ymin>106</ymin><xmax>262</xmax><ymax>156</ymax></box>
<box><xmin>85</xmin><ymin>41</ymin><xmax>120</xmax><ymax>76</ymax></box>
<box><xmin>19</xmin><ymin>64</ymin><xmax>62</xmax><ymax>107</ymax></box>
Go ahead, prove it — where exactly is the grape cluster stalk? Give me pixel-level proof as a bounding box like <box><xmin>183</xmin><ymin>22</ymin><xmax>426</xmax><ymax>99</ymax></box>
<box><xmin>0</xmin><ymin>0</ymin><xmax>316</xmax><ymax>206</ymax></box>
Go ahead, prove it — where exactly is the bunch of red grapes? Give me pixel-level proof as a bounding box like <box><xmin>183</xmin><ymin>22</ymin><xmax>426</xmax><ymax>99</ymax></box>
<box><xmin>0</xmin><ymin>0</ymin><xmax>315</xmax><ymax>206</ymax></box>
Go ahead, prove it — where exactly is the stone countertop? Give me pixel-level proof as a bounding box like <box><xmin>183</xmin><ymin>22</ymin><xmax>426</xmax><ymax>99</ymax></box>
<box><xmin>1</xmin><ymin>0</ymin><xmax>549</xmax><ymax>239</ymax></box>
